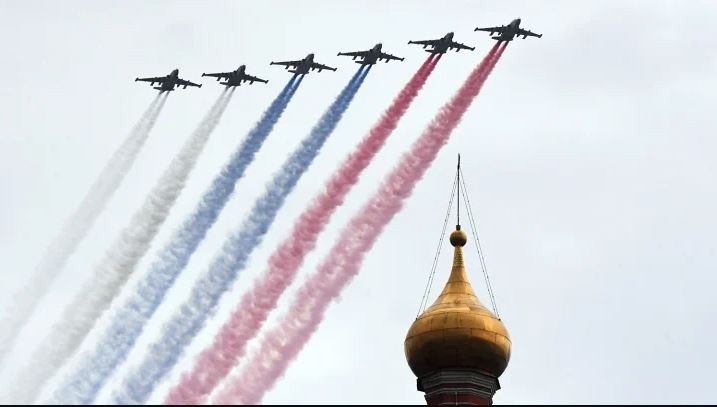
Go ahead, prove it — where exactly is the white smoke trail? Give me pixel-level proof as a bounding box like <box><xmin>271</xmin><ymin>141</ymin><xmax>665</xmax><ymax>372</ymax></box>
<box><xmin>0</xmin><ymin>94</ymin><xmax>167</xmax><ymax>364</ymax></box>
<box><xmin>3</xmin><ymin>89</ymin><xmax>234</xmax><ymax>404</ymax></box>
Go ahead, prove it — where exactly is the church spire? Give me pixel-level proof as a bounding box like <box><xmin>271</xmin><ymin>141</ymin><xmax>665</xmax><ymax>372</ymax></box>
<box><xmin>404</xmin><ymin>157</ymin><xmax>511</xmax><ymax>405</ymax></box>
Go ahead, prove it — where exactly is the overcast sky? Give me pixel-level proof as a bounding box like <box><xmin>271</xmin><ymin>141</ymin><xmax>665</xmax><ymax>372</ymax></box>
<box><xmin>1</xmin><ymin>0</ymin><xmax>716</xmax><ymax>404</ymax></box>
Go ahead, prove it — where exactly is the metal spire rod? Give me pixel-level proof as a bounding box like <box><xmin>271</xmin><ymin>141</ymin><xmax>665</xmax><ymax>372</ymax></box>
<box><xmin>415</xmin><ymin>174</ymin><xmax>457</xmax><ymax>317</ymax></box>
<box><xmin>457</xmin><ymin>154</ymin><xmax>461</xmax><ymax>229</ymax></box>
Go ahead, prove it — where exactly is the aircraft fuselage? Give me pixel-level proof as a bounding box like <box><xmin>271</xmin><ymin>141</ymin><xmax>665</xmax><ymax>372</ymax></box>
<box><xmin>221</xmin><ymin>66</ymin><xmax>248</xmax><ymax>86</ymax></box>
<box><xmin>233</xmin><ymin>65</ymin><xmax>247</xmax><ymax>77</ymax></box>
<box><xmin>493</xmin><ymin>18</ymin><xmax>521</xmax><ymax>41</ymax></box>
<box><xmin>424</xmin><ymin>33</ymin><xmax>458</xmax><ymax>54</ymax></box>
<box><xmin>271</xmin><ymin>53</ymin><xmax>335</xmax><ymax>74</ymax></box>
<box><xmin>430</xmin><ymin>33</ymin><xmax>455</xmax><ymax>54</ymax></box>
<box><xmin>157</xmin><ymin>69</ymin><xmax>179</xmax><ymax>91</ymax></box>
<box><xmin>340</xmin><ymin>44</ymin><xmax>381</xmax><ymax>65</ymax></box>
<box><xmin>360</xmin><ymin>44</ymin><xmax>384</xmax><ymax>64</ymax></box>
<box><xmin>289</xmin><ymin>54</ymin><xmax>315</xmax><ymax>74</ymax></box>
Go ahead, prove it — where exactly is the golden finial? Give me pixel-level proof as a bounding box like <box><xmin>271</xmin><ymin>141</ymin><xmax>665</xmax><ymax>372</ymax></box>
<box><xmin>449</xmin><ymin>228</ymin><xmax>467</xmax><ymax>247</ymax></box>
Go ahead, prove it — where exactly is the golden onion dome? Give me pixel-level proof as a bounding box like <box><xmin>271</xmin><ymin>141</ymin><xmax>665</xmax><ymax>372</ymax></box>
<box><xmin>404</xmin><ymin>226</ymin><xmax>511</xmax><ymax>378</ymax></box>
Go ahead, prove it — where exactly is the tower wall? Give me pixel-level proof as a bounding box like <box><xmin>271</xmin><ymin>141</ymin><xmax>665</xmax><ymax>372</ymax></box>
<box><xmin>418</xmin><ymin>369</ymin><xmax>499</xmax><ymax>405</ymax></box>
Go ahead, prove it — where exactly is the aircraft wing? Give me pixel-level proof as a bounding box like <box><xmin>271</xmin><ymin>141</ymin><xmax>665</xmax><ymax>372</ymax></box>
<box><xmin>271</xmin><ymin>60</ymin><xmax>302</xmax><ymax>67</ymax></box>
<box><xmin>338</xmin><ymin>50</ymin><xmax>369</xmax><ymax>58</ymax></box>
<box><xmin>408</xmin><ymin>39</ymin><xmax>440</xmax><ymax>47</ymax></box>
<box><xmin>378</xmin><ymin>51</ymin><xmax>404</xmax><ymax>61</ymax></box>
<box><xmin>310</xmin><ymin>61</ymin><xmax>337</xmax><ymax>71</ymax></box>
<box><xmin>202</xmin><ymin>71</ymin><xmax>232</xmax><ymax>80</ymax></box>
<box><xmin>242</xmin><ymin>73</ymin><xmax>268</xmax><ymax>83</ymax></box>
<box><xmin>338</xmin><ymin>51</ymin><xmax>369</xmax><ymax>57</ymax></box>
<box><xmin>135</xmin><ymin>76</ymin><xmax>166</xmax><ymax>83</ymax></box>
<box><xmin>474</xmin><ymin>26</ymin><xmax>506</xmax><ymax>34</ymax></box>
<box><xmin>449</xmin><ymin>41</ymin><xmax>475</xmax><ymax>51</ymax></box>
<box><xmin>516</xmin><ymin>27</ymin><xmax>542</xmax><ymax>38</ymax></box>
<box><xmin>177</xmin><ymin>78</ymin><xmax>202</xmax><ymax>88</ymax></box>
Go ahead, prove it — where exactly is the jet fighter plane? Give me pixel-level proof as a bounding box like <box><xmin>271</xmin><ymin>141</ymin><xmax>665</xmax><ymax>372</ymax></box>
<box><xmin>337</xmin><ymin>43</ymin><xmax>404</xmax><ymax>65</ymax></box>
<box><xmin>202</xmin><ymin>65</ymin><xmax>268</xmax><ymax>87</ymax></box>
<box><xmin>408</xmin><ymin>32</ymin><xmax>475</xmax><ymax>54</ymax></box>
<box><xmin>134</xmin><ymin>69</ymin><xmax>201</xmax><ymax>91</ymax></box>
<box><xmin>270</xmin><ymin>53</ymin><xmax>337</xmax><ymax>74</ymax></box>
<box><xmin>475</xmin><ymin>18</ymin><xmax>542</xmax><ymax>41</ymax></box>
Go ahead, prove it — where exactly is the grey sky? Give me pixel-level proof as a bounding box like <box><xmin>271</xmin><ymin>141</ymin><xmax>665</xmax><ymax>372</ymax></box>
<box><xmin>1</xmin><ymin>0</ymin><xmax>716</xmax><ymax>404</ymax></box>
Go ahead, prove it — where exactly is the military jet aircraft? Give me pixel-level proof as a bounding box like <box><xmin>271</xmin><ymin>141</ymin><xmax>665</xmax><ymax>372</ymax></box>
<box><xmin>475</xmin><ymin>18</ymin><xmax>542</xmax><ymax>41</ymax></box>
<box><xmin>202</xmin><ymin>65</ymin><xmax>268</xmax><ymax>87</ymax></box>
<box><xmin>408</xmin><ymin>32</ymin><xmax>475</xmax><ymax>54</ymax></box>
<box><xmin>134</xmin><ymin>69</ymin><xmax>201</xmax><ymax>91</ymax></box>
<box><xmin>270</xmin><ymin>53</ymin><xmax>337</xmax><ymax>74</ymax></box>
<box><xmin>337</xmin><ymin>43</ymin><xmax>404</xmax><ymax>65</ymax></box>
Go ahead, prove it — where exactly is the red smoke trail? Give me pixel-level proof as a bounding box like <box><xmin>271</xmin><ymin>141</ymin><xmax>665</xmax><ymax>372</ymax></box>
<box><xmin>165</xmin><ymin>56</ymin><xmax>440</xmax><ymax>405</ymax></box>
<box><xmin>213</xmin><ymin>42</ymin><xmax>507</xmax><ymax>405</ymax></box>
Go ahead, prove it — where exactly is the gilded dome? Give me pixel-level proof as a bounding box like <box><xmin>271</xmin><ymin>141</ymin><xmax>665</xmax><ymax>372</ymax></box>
<box><xmin>404</xmin><ymin>226</ymin><xmax>511</xmax><ymax>378</ymax></box>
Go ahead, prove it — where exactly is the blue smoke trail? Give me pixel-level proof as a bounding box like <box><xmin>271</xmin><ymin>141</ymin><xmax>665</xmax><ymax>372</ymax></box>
<box><xmin>51</xmin><ymin>77</ymin><xmax>303</xmax><ymax>405</ymax></box>
<box><xmin>112</xmin><ymin>66</ymin><xmax>370</xmax><ymax>404</ymax></box>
